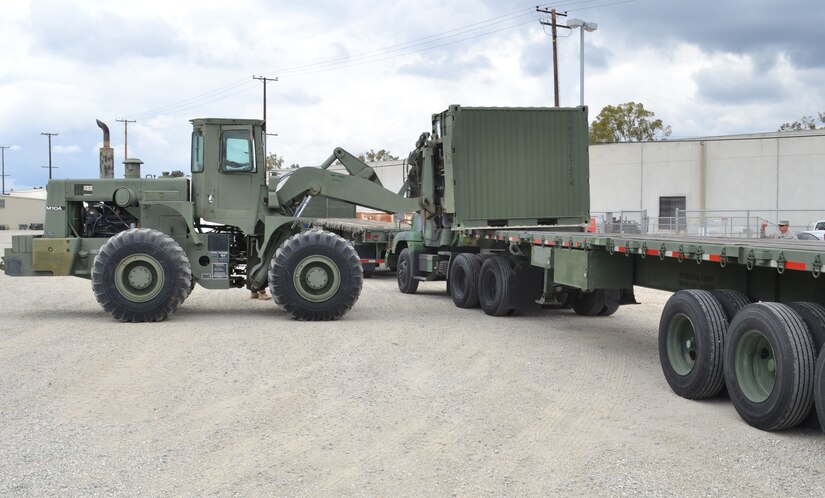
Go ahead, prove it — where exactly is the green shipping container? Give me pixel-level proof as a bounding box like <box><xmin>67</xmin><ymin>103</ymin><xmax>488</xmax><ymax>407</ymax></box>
<box><xmin>435</xmin><ymin>105</ymin><xmax>590</xmax><ymax>228</ymax></box>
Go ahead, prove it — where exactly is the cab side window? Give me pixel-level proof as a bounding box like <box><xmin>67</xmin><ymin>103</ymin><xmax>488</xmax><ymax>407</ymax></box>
<box><xmin>221</xmin><ymin>130</ymin><xmax>254</xmax><ymax>172</ymax></box>
<box><xmin>191</xmin><ymin>131</ymin><xmax>204</xmax><ymax>173</ymax></box>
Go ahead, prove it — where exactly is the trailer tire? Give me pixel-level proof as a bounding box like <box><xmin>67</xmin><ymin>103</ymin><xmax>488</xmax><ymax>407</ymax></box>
<box><xmin>725</xmin><ymin>303</ymin><xmax>815</xmax><ymax>430</ymax></box>
<box><xmin>711</xmin><ymin>289</ymin><xmax>751</xmax><ymax>323</ymax></box>
<box><xmin>788</xmin><ymin>302</ymin><xmax>825</xmax><ymax>354</ymax></box>
<box><xmin>397</xmin><ymin>248</ymin><xmax>419</xmax><ymax>294</ymax></box>
<box><xmin>448</xmin><ymin>253</ymin><xmax>482</xmax><ymax>308</ymax></box>
<box><xmin>478</xmin><ymin>257</ymin><xmax>514</xmax><ymax>316</ymax></box>
<box><xmin>572</xmin><ymin>290</ymin><xmax>606</xmax><ymax>316</ymax></box>
<box><xmin>269</xmin><ymin>229</ymin><xmax>362</xmax><ymax>321</ymax></box>
<box><xmin>815</xmin><ymin>348</ymin><xmax>825</xmax><ymax>433</ymax></box>
<box><xmin>658</xmin><ymin>290</ymin><xmax>727</xmax><ymax>399</ymax></box>
<box><xmin>599</xmin><ymin>289</ymin><xmax>621</xmax><ymax>316</ymax></box>
<box><xmin>91</xmin><ymin>228</ymin><xmax>192</xmax><ymax>322</ymax></box>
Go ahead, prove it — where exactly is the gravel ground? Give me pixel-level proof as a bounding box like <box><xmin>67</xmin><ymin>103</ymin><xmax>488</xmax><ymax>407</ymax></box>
<box><xmin>1</xmin><ymin>230</ymin><xmax>824</xmax><ymax>496</ymax></box>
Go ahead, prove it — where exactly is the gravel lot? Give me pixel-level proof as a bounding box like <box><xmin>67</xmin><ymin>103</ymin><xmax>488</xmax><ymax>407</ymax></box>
<box><xmin>1</xmin><ymin>230</ymin><xmax>824</xmax><ymax>496</ymax></box>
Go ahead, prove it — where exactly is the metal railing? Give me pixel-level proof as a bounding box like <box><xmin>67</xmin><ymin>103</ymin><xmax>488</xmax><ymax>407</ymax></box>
<box><xmin>589</xmin><ymin>209</ymin><xmax>825</xmax><ymax>238</ymax></box>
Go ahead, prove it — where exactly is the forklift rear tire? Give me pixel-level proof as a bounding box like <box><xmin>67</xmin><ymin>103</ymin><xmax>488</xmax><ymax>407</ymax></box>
<box><xmin>91</xmin><ymin>228</ymin><xmax>192</xmax><ymax>322</ymax></box>
<box><xmin>397</xmin><ymin>248</ymin><xmax>419</xmax><ymax>294</ymax></box>
<box><xmin>448</xmin><ymin>253</ymin><xmax>482</xmax><ymax>308</ymax></box>
<box><xmin>269</xmin><ymin>230</ymin><xmax>362</xmax><ymax>321</ymax></box>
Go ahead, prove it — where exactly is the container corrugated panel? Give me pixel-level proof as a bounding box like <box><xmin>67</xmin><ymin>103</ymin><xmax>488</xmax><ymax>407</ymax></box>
<box><xmin>301</xmin><ymin>196</ymin><xmax>357</xmax><ymax>219</ymax></box>
<box><xmin>444</xmin><ymin>106</ymin><xmax>590</xmax><ymax>227</ymax></box>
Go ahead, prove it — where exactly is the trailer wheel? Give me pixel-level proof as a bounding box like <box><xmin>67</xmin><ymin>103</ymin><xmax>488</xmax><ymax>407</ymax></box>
<box><xmin>572</xmin><ymin>290</ymin><xmax>605</xmax><ymax>316</ymax></box>
<box><xmin>815</xmin><ymin>348</ymin><xmax>825</xmax><ymax>433</ymax></box>
<box><xmin>599</xmin><ymin>289</ymin><xmax>621</xmax><ymax>316</ymax></box>
<box><xmin>658</xmin><ymin>290</ymin><xmax>727</xmax><ymax>399</ymax></box>
<box><xmin>478</xmin><ymin>257</ymin><xmax>514</xmax><ymax>316</ymax></box>
<box><xmin>711</xmin><ymin>289</ymin><xmax>751</xmax><ymax>323</ymax></box>
<box><xmin>269</xmin><ymin>230</ymin><xmax>362</xmax><ymax>321</ymax></box>
<box><xmin>724</xmin><ymin>303</ymin><xmax>815</xmax><ymax>430</ymax></box>
<box><xmin>91</xmin><ymin>228</ymin><xmax>192</xmax><ymax>322</ymax></box>
<box><xmin>787</xmin><ymin>302</ymin><xmax>825</xmax><ymax>354</ymax></box>
<box><xmin>397</xmin><ymin>248</ymin><xmax>419</xmax><ymax>294</ymax></box>
<box><xmin>448</xmin><ymin>253</ymin><xmax>482</xmax><ymax>308</ymax></box>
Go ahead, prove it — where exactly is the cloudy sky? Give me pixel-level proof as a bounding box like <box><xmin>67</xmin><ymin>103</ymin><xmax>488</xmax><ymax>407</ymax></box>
<box><xmin>1</xmin><ymin>0</ymin><xmax>823</xmax><ymax>190</ymax></box>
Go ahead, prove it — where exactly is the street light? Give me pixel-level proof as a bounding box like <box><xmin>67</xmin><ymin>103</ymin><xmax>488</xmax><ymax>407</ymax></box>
<box><xmin>566</xmin><ymin>18</ymin><xmax>598</xmax><ymax>107</ymax></box>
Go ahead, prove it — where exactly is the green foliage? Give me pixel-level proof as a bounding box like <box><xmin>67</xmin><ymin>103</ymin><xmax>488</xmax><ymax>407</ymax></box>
<box><xmin>266</xmin><ymin>152</ymin><xmax>285</xmax><ymax>171</ymax></box>
<box><xmin>357</xmin><ymin>149</ymin><xmax>399</xmax><ymax>162</ymax></box>
<box><xmin>589</xmin><ymin>102</ymin><xmax>672</xmax><ymax>143</ymax></box>
<box><xmin>779</xmin><ymin>112</ymin><xmax>825</xmax><ymax>131</ymax></box>
<box><xmin>168</xmin><ymin>170</ymin><xmax>185</xmax><ymax>178</ymax></box>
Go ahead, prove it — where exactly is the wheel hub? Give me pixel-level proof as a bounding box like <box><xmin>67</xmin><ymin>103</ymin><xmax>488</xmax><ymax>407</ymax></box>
<box><xmin>736</xmin><ymin>329</ymin><xmax>776</xmax><ymax>403</ymax></box>
<box><xmin>114</xmin><ymin>254</ymin><xmax>164</xmax><ymax>303</ymax></box>
<box><xmin>128</xmin><ymin>266</ymin><xmax>153</xmax><ymax>290</ymax></box>
<box><xmin>667</xmin><ymin>313</ymin><xmax>697</xmax><ymax>376</ymax></box>
<box><xmin>292</xmin><ymin>255</ymin><xmax>341</xmax><ymax>303</ymax></box>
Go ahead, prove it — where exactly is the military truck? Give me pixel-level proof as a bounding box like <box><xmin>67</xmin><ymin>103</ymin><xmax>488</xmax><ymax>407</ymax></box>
<box><xmin>390</xmin><ymin>105</ymin><xmax>825</xmax><ymax>433</ymax></box>
<box><xmin>2</xmin><ymin>119</ymin><xmax>418</xmax><ymax>322</ymax></box>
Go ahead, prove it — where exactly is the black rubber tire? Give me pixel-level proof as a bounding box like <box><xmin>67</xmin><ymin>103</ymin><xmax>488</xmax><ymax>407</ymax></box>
<box><xmin>711</xmin><ymin>289</ymin><xmax>751</xmax><ymax>323</ymax></box>
<box><xmin>788</xmin><ymin>302</ymin><xmax>825</xmax><ymax>354</ymax></box>
<box><xmin>658</xmin><ymin>290</ymin><xmax>728</xmax><ymax>399</ymax></box>
<box><xmin>572</xmin><ymin>290</ymin><xmax>606</xmax><ymax>316</ymax></box>
<box><xmin>724</xmin><ymin>302</ymin><xmax>815</xmax><ymax>431</ymax></box>
<box><xmin>815</xmin><ymin>347</ymin><xmax>825</xmax><ymax>433</ymax></box>
<box><xmin>448</xmin><ymin>253</ymin><xmax>482</xmax><ymax>308</ymax></box>
<box><xmin>91</xmin><ymin>228</ymin><xmax>192</xmax><ymax>322</ymax></box>
<box><xmin>269</xmin><ymin>229</ymin><xmax>362</xmax><ymax>321</ymax></box>
<box><xmin>396</xmin><ymin>248</ymin><xmax>419</xmax><ymax>294</ymax></box>
<box><xmin>599</xmin><ymin>288</ymin><xmax>621</xmax><ymax>316</ymax></box>
<box><xmin>478</xmin><ymin>257</ymin><xmax>514</xmax><ymax>316</ymax></box>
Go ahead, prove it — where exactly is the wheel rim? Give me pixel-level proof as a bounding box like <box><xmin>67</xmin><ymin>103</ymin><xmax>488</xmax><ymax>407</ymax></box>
<box><xmin>292</xmin><ymin>255</ymin><xmax>340</xmax><ymax>302</ymax></box>
<box><xmin>666</xmin><ymin>313</ymin><xmax>697</xmax><ymax>376</ymax></box>
<box><xmin>115</xmin><ymin>253</ymin><xmax>165</xmax><ymax>303</ymax></box>
<box><xmin>735</xmin><ymin>329</ymin><xmax>776</xmax><ymax>403</ymax></box>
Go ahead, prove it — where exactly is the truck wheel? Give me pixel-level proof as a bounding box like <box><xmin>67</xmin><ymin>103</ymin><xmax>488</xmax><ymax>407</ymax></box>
<box><xmin>724</xmin><ymin>303</ymin><xmax>815</xmax><ymax>430</ymax></box>
<box><xmin>571</xmin><ymin>290</ymin><xmax>605</xmax><ymax>316</ymax></box>
<box><xmin>599</xmin><ymin>289</ymin><xmax>621</xmax><ymax>316</ymax></box>
<box><xmin>815</xmin><ymin>348</ymin><xmax>825</xmax><ymax>433</ymax></box>
<box><xmin>397</xmin><ymin>248</ymin><xmax>419</xmax><ymax>294</ymax></box>
<box><xmin>448</xmin><ymin>253</ymin><xmax>482</xmax><ymax>308</ymax></box>
<box><xmin>91</xmin><ymin>228</ymin><xmax>192</xmax><ymax>322</ymax></box>
<box><xmin>478</xmin><ymin>257</ymin><xmax>514</xmax><ymax>316</ymax></box>
<box><xmin>269</xmin><ymin>230</ymin><xmax>362</xmax><ymax>321</ymax></box>
<box><xmin>711</xmin><ymin>289</ymin><xmax>750</xmax><ymax>323</ymax></box>
<box><xmin>787</xmin><ymin>302</ymin><xmax>825</xmax><ymax>354</ymax></box>
<box><xmin>658</xmin><ymin>290</ymin><xmax>727</xmax><ymax>399</ymax></box>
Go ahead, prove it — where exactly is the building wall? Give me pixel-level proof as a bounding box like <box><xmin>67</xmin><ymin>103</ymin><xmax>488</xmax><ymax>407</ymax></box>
<box><xmin>0</xmin><ymin>195</ymin><xmax>47</xmax><ymax>229</ymax></box>
<box><xmin>590</xmin><ymin>130</ymin><xmax>825</xmax><ymax>222</ymax></box>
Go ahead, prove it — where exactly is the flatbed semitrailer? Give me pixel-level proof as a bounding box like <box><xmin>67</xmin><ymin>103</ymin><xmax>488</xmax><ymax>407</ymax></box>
<box><xmin>392</xmin><ymin>105</ymin><xmax>825</xmax><ymax>434</ymax></box>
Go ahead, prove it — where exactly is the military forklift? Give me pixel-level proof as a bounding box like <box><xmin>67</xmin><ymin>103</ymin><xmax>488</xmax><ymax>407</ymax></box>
<box><xmin>2</xmin><ymin>118</ymin><xmax>419</xmax><ymax>322</ymax></box>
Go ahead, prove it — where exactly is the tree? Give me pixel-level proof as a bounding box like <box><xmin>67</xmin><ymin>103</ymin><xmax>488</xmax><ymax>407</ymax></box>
<box><xmin>168</xmin><ymin>170</ymin><xmax>185</xmax><ymax>177</ymax></box>
<box><xmin>589</xmin><ymin>102</ymin><xmax>672</xmax><ymax>143</ymax></box>
<box><xmin>779</xmin><ymin>112</ymin><xmax>825</xmax><ymax>131</ymax></box>
<box><xmin>357</xmin><ymin>149</ymin><xmax>399</xmax><ymax>162</ymax></box>
<box><xmin>266</xmin><ymin>152</ymin><xmax>285</xmax><ymax>171</ymax></box>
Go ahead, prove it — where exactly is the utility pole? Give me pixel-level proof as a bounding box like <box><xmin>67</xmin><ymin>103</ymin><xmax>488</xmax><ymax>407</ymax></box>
<box><xmin>41</xmin><ymin>132</ymin><xmax>58</xmax><ymax>180</ymax></box>
<box><xmin>252</xmin><ymin>75</ymin><xmax>278</xmax><ymax>130</ymax></box>
<box><xmin>0</xmin><ymin>145</ymin><xmax>9</xmax><ymax>195</ymax></box>
<box><xmin>116</xmin><ymin>118</ymin><xmax>136</xmax><ymax>161</ymax></box>
<box><xmin>537</xmin><ymin>7</ymin><xmax>569</xmax><ymax>107</ymax></box>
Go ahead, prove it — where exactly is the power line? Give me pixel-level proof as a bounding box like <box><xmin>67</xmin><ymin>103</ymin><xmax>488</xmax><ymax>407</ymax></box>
<box><xmin>252</xmin><ymin>76</ymin><xmax>278</xmax><ymax>130</ymax></box>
